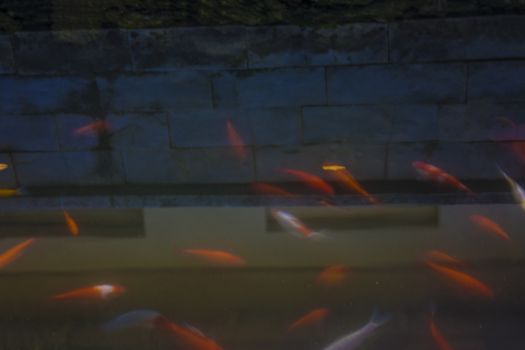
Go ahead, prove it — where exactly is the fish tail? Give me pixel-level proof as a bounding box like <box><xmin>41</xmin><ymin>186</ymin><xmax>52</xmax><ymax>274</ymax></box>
<box><xmin>369</xmin><ymin>309</ymin><xmax>391</xmax><ymax>328</ymax></box>
<box><xmin>309</xmin><ymin>231</ymin><xmax>330</xmax><ymax>241</ymax></box>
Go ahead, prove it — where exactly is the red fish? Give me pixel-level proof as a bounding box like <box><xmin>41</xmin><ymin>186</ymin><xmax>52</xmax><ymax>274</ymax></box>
<box><xmin>51</xmin><ymin>284</ymin><xmax>126</xmax><ymax>301</ymax></box>
<box><xmin>155</xmin><ymin>317</ymin><xmax>224</xmax><ymax>350</ymax></box>
<box><xmin>426</xmin><ymin>261</ymin><xmax>493</xmax><ymax>298</ymax></box>
<box><xmin>429</xmin><ymin>318</ymin><xmax>454</xmax><ymax>350</ymax></box>
<box><xmin>226</xmin><ymin>119</ymin><xmax>247</xmax><ymax>161</ymax></box>
<box><xmin>73</xmin><ymin>120</ymin><xmax>111</xmax><ymax>136</ymax></box>
<box><xmin>316</xmin><ymin>265</ymin><xmax>349</xmax><ymax>287</ymax></box>
<box><xmin>323</xmin><ymin>163</ymin><xmax>377</xmax><ymax>204</ymax></box>
<box><xmin>0</xmin><ymin>163</ymin><xmax>8</xmax><ymax>171</ymax></box>
<box><xmin>469</xmin><ymin>214</ymin><xmax>510</xmax><ymax>241</ymax></box>
<box><xmin>287</xmin><ymin>308</ymin><xmax>330</xmax><ymax>332</ymax></box>
<box><xmin>0</xmin><ymin>238</ymin><xmax>35</xmax><ymax>269</ymax></box>
<box><xmin>182</xmin><ymin>249</ymin><xmax>246</xmax><ymax>266</ymax></box>
<box><xmin>412</xmin><ymin>161</ymin><xmax>473</xmax><ymax>194</ymax></box>
<box><xmin>425</xmin><ymin>250</ymin><xmax>463</xmax><ymax>266</ymax></box>
<box><xmin>251</xmin><ymin>182</ymin><xmax>295</xmax><ymax>198</ymax></box>
<box><xmin>63</xmin><ymin>210</ymin><xmax>79</xmax><ymax>236</ymax></box>
<box><xmin>282</xmin><ymin>168</ymin><xmax>335</xmax><ymax>196</ymax></box>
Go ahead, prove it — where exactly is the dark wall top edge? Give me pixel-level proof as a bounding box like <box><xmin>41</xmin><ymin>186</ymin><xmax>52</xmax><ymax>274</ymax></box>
<box><xmin>2</xmin><ymin>0</ymin><xmax>525</xmax><ymax>33</ymax></box>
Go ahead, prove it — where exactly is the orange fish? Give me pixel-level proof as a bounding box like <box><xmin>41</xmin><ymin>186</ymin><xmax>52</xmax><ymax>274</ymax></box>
<box><xmin>425</xmin><ymin>250</ymin><xmax>463</xmax><ymax>266</ymax></box>
<box><xmin>251</xmin><ymin>182</ymin><xmax>295</xmax><ymax>198</ymax></box>
<box><xmin>0</xmin><ymin>163</ymin><xmax>8</xmax><ymax>171</ymax></box>
<box><xmin>429</xmin><ymin>318</ymin><xmax>454</xmax><ymax>350</ymax></box>
<box><xmin>426</xmin><ymin>261</ymin><xmax>493</xmax><ymax>298</ymax></box>
<box><xmin>155</xmin><ymin>317</ymin><xmax>224</xmax><ymax>350</ymax></box>
<box><xmin>287</xmin><ymin>307</ymin><xmax>330</xmax><ymax>332</ymax></box>
<box><xmin>316</xmin><ymin>265</ymin><xmax>349</xmax><ymax>287</ymax></box>
<box><xmin>0</xmin><ymin>238</ymin><xmax>35</xmax><ymax>269</ymax></box>
<box><xmin>0</xmin><ymin>188</ymin><xmax>23</xmax><ymax>197</ymax></box>
<box><xmin>182</xmin><ymin>249</ymin><xmax>245</xmax><ymax>266</ymax></box>
<box><xmin>323</xmin><ymin>163</ymin><xmax>377</xmax><ymax>204</ymax></box>
<box><xmin>73</xmin><ymin>120</ymin><xmax>111</xmax><ymax>136</ymax></box>
<box><xmin>51</xmin><ymin>284</ymin><xmax>126</xmax><ymax>301</ymax></box>
<box><xmin>63</xmin><ymin>211</ymin><xmax>79</xmax><ymax>236</ymax></box>
<box><xmin>412</xmin><ymin>161</ymin><xmax>473</xmax><ymax>194</ymax></box>
<box><xmin>282</xmin><ymin>168</ymin><xmax>335</xmax><ymax>196</ymax></box>
<box><xmin>469</xmin><ymin>214</ymin><xmax>510</xmax><ymax>241</ymax></box>
<box><xmin>226</xmin><ymin>119</ymin><xmax>247</xmax><ymax>161</ymax></box>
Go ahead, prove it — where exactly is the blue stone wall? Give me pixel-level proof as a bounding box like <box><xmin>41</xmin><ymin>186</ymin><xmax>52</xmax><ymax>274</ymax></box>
<box><xmin>0</xmin><ymin>15</ymin><xmax>525</xmax><ymax>204</ymax></box>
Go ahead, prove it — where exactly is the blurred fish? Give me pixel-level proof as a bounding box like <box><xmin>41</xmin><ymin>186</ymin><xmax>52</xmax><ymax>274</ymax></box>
<box><xmin>251</xmin><ymin>182</ymin><xmax>294</xmax><ymax>198</ymax></box>
<box><xmin>412</xmin><ymin>161</ymin><xmax>473</xmax><ymax>194</ymax></box>
<box><xmin>73</xmin><ymin>120</ymin><xmax>111</xmax><ymax>137</ymax></box>
<box><xmin>425</xmin><ymin>261</ymin><xmax>493</xmax><ymax>298</ymax></box>
<box><xmin>0</xmin><ymin>163</ymin><xmax>8</xmax><ymax>171</ymax></box>
<box><xmin>282</xmin><ymin>168</ymin><xmax>335</xmax><ymax>196</ymax></box>
<box><xmin>271</xmin><ymin>209</ymin><xmax>326</xmax><ymax>240</ymax></box>
<box><xmin>469</xmin><ymin>214</ymin><xmax>510</xmax><ymax>241</ymax></box>
<box><xmin>226</xmin><ymin>118</ymin><xmax>247</xmax><ymax>161</ymax></box>
<box><xmin>322</xmin><ymin>164</ymin><xmax>346</xmax><ymax>171</ymax></box>
<box><xmin>287</xmin><ymin>307</ymin><xmax>330</xmax><ymax>332</ymax></box>
<box><xmin>429</xmin><ymin>318</ymin><xmax>454</xmax><ymax>350</ymax></box>
<box><xmin>425</xmin><ymin>250</ymin><xmax>462</xmax><ymax>266</ymax></box>
<box><xmin>0</xmin><ymin>238</ymin><xmax>35</xmax><ymax>269</ymax></box>
<box><xmin>316</xmin><ymin>265</ymin><xmax>349</xmax><ymax>287</ymax></box>
<box><xmin>63</xmin><ymin>210</ymin><xmax>79</xmax><ymax>236</ymax></box>
<box><xmin>323</xmin><ymin>310</ymin><xmax>390</xmax><ymax>350</ymax></box>
<box><xmin>323</xmin><ymin>163</ymin><xmax>377</xmax><ymax>204</ymax></box>
<box><xmin>498</xmin><ymin>167</ymin><xmax>525</xmax><ymax>211</ymax></box>
<box><xmin>102</xmin><ymin>309</ymin><xmax>163</xmax><ymax>332</ymax></box>
<box><xmin>155</xmin><ymin>317</ymin><xmax>224</xmax><ymax>350</ymax></box>
<box><xmin>0</xmin><ymin>188</ymin><xmax>25</xmax><ymax>197</ymax></box>
<box><xmin>182</xmin><ymin>249</ymin><xmax>245</xmax><ymax>266</ymax></box>
<box><xmin>51</xmin><ymin>284</ymin><xmax>126</xmax><ymax>301</ymax></box>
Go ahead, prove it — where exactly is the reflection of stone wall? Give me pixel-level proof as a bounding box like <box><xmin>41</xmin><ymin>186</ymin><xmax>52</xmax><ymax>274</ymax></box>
<box><xmin>1</xmin><ymin>16</ymin><xmax>525</xmax><ymax>203</ymax></box>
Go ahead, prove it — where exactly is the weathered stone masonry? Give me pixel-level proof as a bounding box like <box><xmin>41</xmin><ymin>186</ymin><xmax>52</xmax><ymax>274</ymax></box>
<box><xmin>1</xmin><ymin>15</ymin><xmax>525</xmax><ymax>207</ymax></box>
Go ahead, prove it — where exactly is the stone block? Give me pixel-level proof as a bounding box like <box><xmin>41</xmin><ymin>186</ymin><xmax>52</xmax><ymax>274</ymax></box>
<box><xmin>12</xmin><ymin>30</ymin><xmax>131</xmax><ymax>74</ymax></box>
<box><xmin>236</xmin><ymin>67</ymin><xmax>326</xmax><ymax>107</ymax></box>
<box><xmin>438</xmin><ymin>103</ymin><xmax>525</xmax><ymax>142</ymax></box>
<box><xmin>108</xmin><ymin>113</ymin><xmax>170</xmax><ymax>150</ymax></box>
<box><xmin>177</xmin><ymin>147</ymin><xmax>255</xmax><ymax>184</ymax></box>
<box><xmin>327</xmin><ymin>64</ymin><xmax>466</xmax><ymax>104</ymax></box>
<box><xmin>97</xmin><ymin>72</ymin><xmax>213</xmax><ymax>112</ymax></box>
<box><xmin>246</xmin><ymin>23</ymin><xmax>386</xmax><ymax>68</ymax></box>
<box><xmin>0</xmin><ymin>77</ymin><xmax>94</xmax><ymax>114</ymax></box>
<box><xmin>255</xmin><ymin>144</ymin><xmax>386</xmax><ymax>182</ymax></box>
<box><xmin>387</xmin><ymin>142</ymin><xmax>521</xmax><ymax>180</ymax></box>
<box><xmin>122</xmin><ymin>150</ymin><xmax>182</xmax><ymax>184</ymax></box>
<box><xmin>0</xmin><ymin>35</ymin><xmax>15</xmax><ymax>74</ymax></box>
<box><xmin>390</xmin><ymin>16</ymin><xmax>525</xmax><ymax>63</ymax></box>
<box><xmin>0</xmin><ymin>154</ymin><xmax>16</xmax><ymax>188</ymax></box>
<box><xmin>14</xmin><ymin>151</ymin><xmax>125</xmax><ymax>186</ymax></box>
<box><xmin>303</xmin><ymin>105</ymin><xmax>438</xmax><ymax>143</ymax></box>
<box><xmin>0</xmin><ymin>115</ymin><xmax>59</xmax><ymax>151</ymax></box>
<box><xmin>211</xmin><ymin>71</ymin><xmax>238</xmax><ymax>108</ymax></box>
<box><xmin>169</xmin><ymin>107</ymin><xmax>300</xmax><ymax>148</ymax></box>
<box><xmin>130</xmin><ymin>26</ymin><xmax>247</xmax><ymax>71</ymax></box>
<box><xmin>468</xmin><ymin>61</ymin><xmax>525</xmax><ymax>102</ymax></box>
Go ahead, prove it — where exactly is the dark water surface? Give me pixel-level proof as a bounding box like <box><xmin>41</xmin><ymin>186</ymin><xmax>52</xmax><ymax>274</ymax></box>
<box><xmin>0</xmin><ymin>205</ymin><xmax>524</xmax><ymax>349</ymax></box>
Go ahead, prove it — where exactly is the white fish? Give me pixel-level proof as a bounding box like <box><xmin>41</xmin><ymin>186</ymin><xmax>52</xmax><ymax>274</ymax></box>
<box><xmin>498</xmin><ymin>167</ymin><xmax>525</xmax><ymax>211</ymax></box>
<box><xmin>102</xmin><ymin>309</ymin><xmax>162</xmax><ymax>331</ymax></box>
<box><xmin>270</xmin><ymin>209</ymin><xmax>326</xmax><ymax>240</ymax></box>
<box><xmin>323</xmin><ymin>311</ymin><xmax>390</xmax><ymax>350</ymax></box>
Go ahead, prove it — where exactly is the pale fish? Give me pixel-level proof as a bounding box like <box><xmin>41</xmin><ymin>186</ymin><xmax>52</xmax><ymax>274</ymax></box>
<box><xmin>323</xmin><ymin>311</ymin><xmax>390</xmax><ymax>350</ymax></box>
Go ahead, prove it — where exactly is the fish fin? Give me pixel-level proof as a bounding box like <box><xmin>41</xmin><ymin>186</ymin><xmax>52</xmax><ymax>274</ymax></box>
<box><xmin>309</xmin><ymin>231</ymin><xmax>331</xmax><ymax>241</ymax></box>
<box><xmin>15</xmin><ymin>187</ymin><xmax>28</xmax><ymax>196</ymax></box>
<box><xmin>369</xmin><ymin>309</ymin><xmax>391</xmax><ymax>327</ymax></box>
<box><xmin>182</xmin><ymin>323</ymin><xmax>206</xmax><ymax>337</ymax></box>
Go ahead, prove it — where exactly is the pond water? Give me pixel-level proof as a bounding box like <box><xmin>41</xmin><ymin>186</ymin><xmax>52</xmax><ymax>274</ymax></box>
<box><xmin>0</xmin><ymin>204</ymin><xmax>523</xmax><ymax>350</ymax></box>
